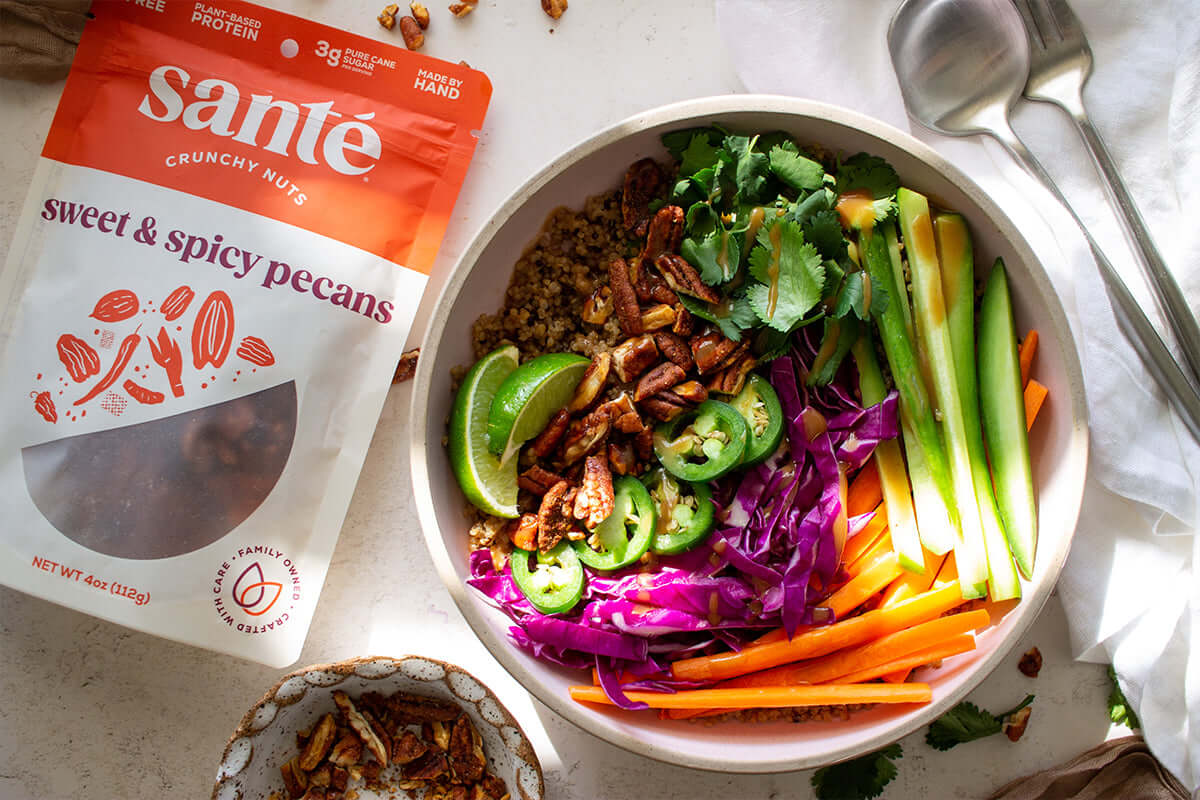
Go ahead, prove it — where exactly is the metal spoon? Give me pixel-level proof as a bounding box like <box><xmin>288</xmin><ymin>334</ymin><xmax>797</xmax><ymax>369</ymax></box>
<box><xmin>887</xmin><ymin>0</ymin><xmax>1200</xmax><ymax>442</ymax></box>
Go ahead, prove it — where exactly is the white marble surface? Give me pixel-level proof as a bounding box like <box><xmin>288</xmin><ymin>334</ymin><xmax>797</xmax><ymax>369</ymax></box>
<box><xmin>0</xmin><ymin>2</ymin><xmax>1127</xmax><ymax>798</ymax></box>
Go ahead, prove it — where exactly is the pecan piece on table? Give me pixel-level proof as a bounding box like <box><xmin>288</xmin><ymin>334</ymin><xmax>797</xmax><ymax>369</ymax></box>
<box><xmin>517</xmin><ymin>465</ymin><xmax>564</xmax><ymax>495</ymax></box>
<box><xmin>448</xmin><ymin>715</ymin><xmax>487</xmax><ymax>783</ymax></box>
<box><xmin>706</xmin><ymin>347</ymin><xmax>756</xmax><ymax>396</ymax></box>
<box><xmin>332</xmin><ymin>691</ymin><xmax>390</xmax><ymax>767</ymax></box>
<box><xmin>559</xmin><ymin>404</ymin><xmax>612</xmax><ymax>465</ymax></box>
<box><xmin>572</xmin><ymin>454</ymin><xmax>614</xmax><ymax>529</ymax></box>
<box><xmin>637</xmin><ymin>205</ymin><xmax>684</xmax><ymax>271</ymax></box>
<box><xmin>392</xmin><ymin>730</ymin><xmax>429</xmax><ymax>765</ymax></box>
<box><xmin>581</xmin><ymin>285</ymin><xmax>613</xmax><ymax>325</ymax></box>
<box><xmin>621</xmin><ymin>158</ymin><xmax>663</xmax><ymax>236</ymax></box>
<box><xmin>611</xmin><ymin>334</ymin><xmax>659</xmax><ymax>383</ymax></box>
<box><xmin>535</xmin><ymin>480</ymin><xmax>576</xmax><ymax>551</ymax></box>
<box><xmin>541</xmin><ymin>0</ymin><xmax>567</xmax><ymax>20</ymax></box>
<box><xmin>1018</xmin><ymin>647</ymin><xmax>1043</xmax><ymax>678</ymax></box>
<box><xmin>690</xmin><ymin>330</ymin><xmax>741</xmax><ymax>375</ymax></box>
<box><xmin>410</xmin><ymin>0</ymin><xmax>431</xmax><ymax>26</ymax></box>
<box><xmin>655</xmin><ymin>253</ymin><xmax>720</xmax><ymax>304</ymax></box>
<box><xmin>298</xmin><ymin>713</ymin><xmax>338</xmax><ymax>771</ymax></box>
<box><xmin>527</xmin><ymin>408</ymin><xmax>569</xmax><ymax>459</ymax></box>
<box><xmin>1003</xmin><ymin>706</ymin><xmax>1033</xmax><ymax>742</ymax></box>
<box><xmin>393</xmin><ymin>347</ymin><xmax>420</xmax><ymax>383</ymax></box>
<box><xmin>640</xmin><ymin>304</ymin><xmax>677</xmax><ymax>332</ymax></box>
<box><xmin>634</xmin><ymin>362</ymin><xmax>686</xmax><ymax>402</ymax></box>
<box><xmin>608</xmin><ymin>257</ymin><xmax>643</xmax><ymax>336</ymax></box>
<box><xmin>568</xmin><ymin>352</ymin><xmax>610</xmax><ymax>413</ymax></box>
<box><xmin>399</xmin><ymin>14</ymin><xmax>425</xmax><ymax>47</ymax></box>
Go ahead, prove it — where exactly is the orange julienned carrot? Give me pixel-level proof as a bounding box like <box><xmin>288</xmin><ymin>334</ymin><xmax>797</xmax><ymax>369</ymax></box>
<box><xmin>827</xmin><ymin>552</ymin><xmax>903</xmax><ymax>617</ymax></box>
<box><xmin>845</xmin><ymin>531</ymin><xmax>894</xmax><ymax>579</ymax></box>
<box><xmin>570</xmin><ymin>682</ymin><xmax>933</xmax><ymax>710</ymax></box>
<box><xmin>721</xmin><ymin>608</ymin><xmax>989</xmax><ymax>688</ymax></box>
<box><xmin>670</xmin><ymin>580</ymin><xmax>965</xmax><ymax>682</ymax></box>
<box><xmin>847</xmin><ymin>461</ymin><xmax>883</xmax><ymax>517</ymax></box>
<box><xmin>841</xmin><ymin>635</ymin><xmax>976</xmax><ymax>684</ymax></box>
<box><xmin>1019</xmin><ymin>330</ymin><xmax>1039</xmax><ymax>388</ymax></box>
<box><xmin>880</xmin><ymin>548</ymin><xmax>948</xmax><ymax>609</ymax></box>
<box><xmin>841</xmin><ymin>503</ymin><xmax>888</xmax><ymax>564</ymax></box>
<box><xmin>1025</xmin><ymin>379</ymin><xmax>1048</xmax><ymax>432</ymax></box>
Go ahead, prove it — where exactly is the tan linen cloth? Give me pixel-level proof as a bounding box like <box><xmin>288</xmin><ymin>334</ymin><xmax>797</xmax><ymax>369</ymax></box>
<box><xmin>0</xmin><ymin>0</ymin><xmax>88</xmax><ymax>81</ymax></box>
<box><xmin>988</xmin><ymin>736</ymin><xmax>1189</xmax><ymax>800</ymax></box>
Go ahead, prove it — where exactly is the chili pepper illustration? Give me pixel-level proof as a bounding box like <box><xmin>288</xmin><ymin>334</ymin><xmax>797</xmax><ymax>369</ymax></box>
<box><xmin>76</xmin><ymin>327</ymin><xmax>140</xmax><ymax>406</ymax></box>
<box><xmin>31</xmin><ymin>391</ymin><xmax>56</xmax><ymax>423</ymax></box>
<box><xmin>123</xmin><ymin>379</ymin><xmax>164</xmax><ymax>405</ymax></box>
<box><xmin>147</xmin><ymin>327</ymin><xmax>185</xmax><ymax>398</ymax></box>
<box><xmin>90</xmin><ymin>289</ymin><xmax>139</xmax><ymax>323</ymax></box>
<box><xmin>160</xmin><ymin>285</ymin><xmax>194</xmax><ymax>322</ymax></box>
<box><xmin>191</xmin><ymin>290</ymin><xmax>234</xmax><ymax>369</ymax></box>
<box><xmin>56</xmin><ymin>334</ymin><xmax>101</xmax><ymax>382</ymax></box>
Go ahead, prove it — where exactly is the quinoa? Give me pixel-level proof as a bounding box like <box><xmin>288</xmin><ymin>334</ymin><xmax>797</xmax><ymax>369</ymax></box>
<box><xmin>470</xmin><ymin>189</ymin><xmax>634</xmax><ymax>363</ymax></box>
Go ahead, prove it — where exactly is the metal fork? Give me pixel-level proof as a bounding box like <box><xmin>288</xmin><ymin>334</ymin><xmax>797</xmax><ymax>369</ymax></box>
<box><xmin>1014</xmin><ymin>0</ymin><xmax>1200</xmax><ymax>388</ymax></box>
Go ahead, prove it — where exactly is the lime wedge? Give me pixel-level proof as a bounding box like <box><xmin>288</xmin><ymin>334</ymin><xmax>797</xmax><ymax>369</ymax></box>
<box><xmin>487</xmin><ymin>352</ymin><xmax>590</xmax><ymax>464</ymax></box>
<box><xmin>448</xmin><ymin>345</ymin><xmax>520</xmax><ymax>518</ymax></box>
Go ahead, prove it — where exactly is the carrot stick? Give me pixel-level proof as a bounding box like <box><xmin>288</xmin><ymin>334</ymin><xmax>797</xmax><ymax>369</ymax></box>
<box><xmin>845</xmin><ymin>531</ymin><xmax>893</xmax><ymax>578</ymax></box>
<box><xmin>722</xmin><ymin>609</ymin><xmax>989</xmax><ymax>688</ymax></box>
<box><xmin>880</xmin><ymin>548</ymin><xmax>948</xmax><ymax>609</ymax></box>
<box><xmin>671</xmin><ymin>580</ymin><xmax>965</xmax><ymax>681</ymax></box>
<box><xmin>1024</xmin><ymin>379</ymin><xmax>1047</xmax><ymax>432</ymax></box>
<box><xmin>827</xmin><ymin>552</ymin><xmax>903</xmax><ymax>618</ymax></box>
<box><xmin>1019</xmin><ymin>330</ymin><xmax>1038</xmax><ymax>388</ymax></box>
<box><xmin>841</xmin><ymin>503</ymin><xmax>888</xmax><ymax>565</ymax></box>
<box><xmin>847</xmin><ymin>461</ymin><xmax>883</xmax><ymax>517</ymax></box>
<box><xmin>840</xmin><ymin>635</ymin><xmax>976</xmax><ymax>684</ymax></box>
<box><xmin>570</xmin><ymin>682</ymin><xmax>933</xmax><ymax>710</ymax></box>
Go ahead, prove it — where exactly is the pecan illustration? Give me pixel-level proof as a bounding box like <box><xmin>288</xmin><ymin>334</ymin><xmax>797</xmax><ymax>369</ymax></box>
<box><xmin>236</xmin><ymin>335</ymin><xmax>275</xmax><ymax>367</ymax></box>
<box><xmin>191</xmin><ymin>290</ymin><xmax>234</xmax><ymax>369</ymax></box>
<box><xmin>607</xmin><ymin>257</ymin><xmax>643</xmax><ymax>336</ymax></box>
<box><xmin>160</xmin><ymin>285</ymin><xmax>194</xmax><ymax>321</ymax></box>
<box><xmin>31</xmin><ymin>390</ymin><xmax>56</xmax><ymax>423</ymax></box>
<box><xmin>656</xmin><ymin>253</ymin><xmax>720</xmax><ymax>303</ymax></box>
<box><xmin>89</xmin><ymin>289</ymin><xmax>139</xmax><ymax>323</ymax></box>
<box><xmin>56</xmin><ymin>333</ymin><xmax>101</xmax><ymax>383</ymax></box>
<box><xmin>572</xmin><ymin>455</ymin><xmax>614</xmax><ymax>529</ymax></box>
<box><xmin>621</xmin><ymin>158</ymin><xmax>663</xmax><ymax>236</ymax></box>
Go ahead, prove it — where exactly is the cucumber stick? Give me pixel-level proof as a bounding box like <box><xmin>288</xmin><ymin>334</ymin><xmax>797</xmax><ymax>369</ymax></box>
<box><xmin>934</xmin><ymin>214</ymin><xmax>1021</xmax><ymax>601</ymax></box>
<box><xmin>851</xmin><ymin>332</ymin><xmax>924</xmax><ymax>573</ymax></box>
<box><xmin>861</xmin><ymin>231</ymin><xmax>958</xmax><ymax>556</ymax></box>
<box><xmin>896</xmin><ymin>189</ymin><xmax>987</xmax><ymax>599</ymax></box>
<box><xmin>978</xmin><ymin>260</ymin><xmax>1038</xmax><ymax>578</ymax></box>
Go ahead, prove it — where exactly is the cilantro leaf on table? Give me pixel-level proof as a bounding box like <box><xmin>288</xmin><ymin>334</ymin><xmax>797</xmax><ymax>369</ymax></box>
<box><xmin>725</xmin><ymin>134</ymin><xmax>772</xmax><ymax>205</ymax></box>
<box><xmin>1108</xmin><ymin>666</ymin><xmax>1141</xmax><ymax>729</ymax></box>
<box><xmin>746</xmin><ymin>220</ymin><xmax>824</xmax><ymax>331</ymax></box>
<box><xmin>836</xmin><ymin>153</ymin><xmax>901</xmax><ymax>199</ymax></box>
<box><xmin>769</xmin><ymin>145</ymin><xmax>826</xmax><ymax>193</ymax></box>
<box><xmin>811</xmin><ymin>743</ymin><xmax>902</xmax><ymax>800</ymax></box>
<box><xmin>926</xmin><ymin>695</ymin><xmax>1035</xmax><ymax>751</ymax></box>
<box><xmin>677</xmin><ymin>292</ymin><xmax>757</xmax><ymax>341</ymax></box>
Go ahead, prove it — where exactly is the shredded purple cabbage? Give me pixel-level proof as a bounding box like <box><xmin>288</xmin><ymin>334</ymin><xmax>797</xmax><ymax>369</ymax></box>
<box><xmin>465</xmin><ymin>327</ymin><xmax>900</xmax><ymax>708</ymax></box>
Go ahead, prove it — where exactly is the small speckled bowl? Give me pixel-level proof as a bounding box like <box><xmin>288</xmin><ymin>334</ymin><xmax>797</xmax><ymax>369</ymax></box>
<box><xmin>212</xmin><ymin>655</ymin><xmax>544</xmax><ymax>800</ymax></box>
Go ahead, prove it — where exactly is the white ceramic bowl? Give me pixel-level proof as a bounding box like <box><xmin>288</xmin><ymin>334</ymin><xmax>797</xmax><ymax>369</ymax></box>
<box><xmin>212</xmin><ymin>655</ymin><xmax>544</xmax><ymax>800</ymax></box>
<box><xmin>410</xmin><ymin>96</ymin><xmax>1088</xmax><ymax>772</ymax></box>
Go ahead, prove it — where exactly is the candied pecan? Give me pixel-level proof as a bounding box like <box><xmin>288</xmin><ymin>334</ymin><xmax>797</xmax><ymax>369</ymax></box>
<box><xmin>448</xmin><ymin>715</ymin><xmax>486</xmax><ymax>784</ymax></box>
<box><xmin>634</xmin><ymin>362</ymin><xmax>686</xmax><ymax>402</ymax></box>
<box><xmin>559</xmin><ymin>405</ymin><xmax>611</xmax><ymax>465</ymax></box>
<box><xmin>641</xmin><ymin>304</ymin><xmax>677</xmax><ymax>332</ymax></box>
<box><xmin>365</xmin><ymin>709</ymin><xmax>393</xmax><ymax>763</ymax></box>
<box><xmin>378</xmin><ymin>9</ymin><xmax>397</xmax><ymax>29</ymax></box>
<box><xmin>633</xmin><ymin>427</ymin><xmax>654</xmax><ymax>460</ymax></box>
<box><xmin>581</xmin><ymin>286</ymin><xmax>613</xmax><ymax>324</ymax></box>
<box><xmin>393</xmin><ymin>348</ymin><xmax>420</xmax><ymax>383</ymax></box>
<box><xmin>655</xmin><ymin>253</ymin><xmax>720</xmax><ymax>303</ymax></box>
<box><xmin>634</xmin><ymin>273</ymin><xmax>677</xmax><ymax>306</ymax></box>
<box><xmin>608</xmin><ymin>257</ymin><xmax>643</xmax><ymax>336</ymax></box>
<box><xmin>426</xmin><ymin>720</ymin><xmax>452</xmax><ymax>751</ymax></box>
<box><xmin>637</xmin><ymin>205</ymin><xmax>684</xmax><ymax>276</ymax></box>
<box><xmin>610</xmin><ymin>393</ymin><xmax>645</xmax><ymax>434</ymax></box>
<box><xmin>668</xmin><ymin>380</ymin><xmax>708</xmax><ymax>405</ymax></box>
<box><xmin>363</xmin><ymin>761</ymin><xmax>383</xmax><ymax>780</ymax></box>
<box><xmin>641</xmin><ymin>394</ymin><xmax>687</xmax><ymax>422</ymax></box>
<box><xmin>299</xmin><ymin>788</ymin><xmax>327</xmax><ymax>800</ymax></box>
<box><xmin>328</xmin><ymin>733</ymin><xmax>363</xmax><ymax>767</ymax></box>
<box><xmin>309</xmin><ymin>764</ymin><xmax>332</xmax><ymax>788</ymax></box>
<box><xmin>410</xmin><ymin>0</ymin><xmax>431</xmax><ymax>26</ymax></box>
<box><xmin>299</xmin><ymin>713</ymin><xmax>338</xmax><ymax>770</ymax></box>
<box><xmin>518</xmin><ymin>465</ymin><xmax>564</xmax><ymax>495</ymax></box>
<box><xmin>386</xmin><ymin>694</ymin><xmax>461</xmax><ymax>724</ymax></box>
<box><xmin>330</xmin><ymin>767</ymin><xmax>349</xmax><ymax>792</ymax></box>
<box><xmin>480</xmin><ymin>774</ymin><xmax>508</xmax><ymax>799</ymax></box>
<box><xmin>281</xmin><ymin>758</ymin><xmax>308</xmax><ymax>799</ymax></box>
<box><xmin>1018</xmin><ymin>647</ymin><xmax>1043</xmax><ymax>678</ymax></box>
<box><xmin>448</xmin><ymin>3</ymin><xmax>474</xmax><ymax>16</ymax></box>
<box><xmin>536</xmin><ymin>480</ymin><xmax>575</xmax><ymax>551</ymax></box>
<box><xmin>541</xmin><ymin>0</ymin><xmax>567</xmax><ymax>19</ymax></box>
<box><xmin>1003</xmin><ymin>705</ymin><xmax>1033</xmax><ymax>742</ymax></box>
<box><xmin>572</xmin><ymin>455</ymin><xmax>614</xmax><ymax>529</ymax></box>
<box><xmin>393</xmin><ymin>730</ymin><xmax>429</xmax><ymax>764</ymax></box>
<box><xmin>621</xmin><ymin>158</ymin><xmax>663</xmax><ymax>236</ymax></box>
<box><xmin>333</xmin><ymin>691</ymin><xmax>389</xmax><ymax>766</ymax></box>
<box><xmin>672</xmin><ymin>304</ymin><xmax>695</xmax><ymax>336</ymax></box>
<box><xmin>399</xmin><ymin>14</ymin><xmax>425</xmax><ymax>47</ymax></box>
<box><xmin>706</xmin><ymin>347</ymin><xmax>756</xmax><ymax>396</ymax></box>
<box><xmin>653</xmin><ymin>331</ymin><xmax>694</xmax><ymax>371</ymax></box>
<box><xmin>405</xmin><ymin>750</ymin><xmax>450</xmax><ymax>781</ymax></box>
<box><xmin>608</xmin><ymin>441</ymin><xmax>637</xmax><ymax>475</ymax></box>
<box><xmin>527</xmin><ymin>408</ymin><xmax>569</xmax><ymax>459</ymax></box>
<box><xmin>690</xmin><ymin>330</ymin><xmax>740</xmax><ymax>374</ymax></box>
<box><xmin>611</xmin><ymin>335</ymin><xmax>658</xmax><ymax>383</ymax></box>
<box><xmin>568</xmin><ymin>352</ymin><xmax>610</xmax><ymax>413</ymax></box>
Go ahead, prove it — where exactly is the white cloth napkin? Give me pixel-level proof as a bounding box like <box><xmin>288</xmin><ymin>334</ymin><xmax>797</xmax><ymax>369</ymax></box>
<box><xmin>714</xmin><ymin>0</ymin><xmax>1200</xmax><ymax>789</ymax></box>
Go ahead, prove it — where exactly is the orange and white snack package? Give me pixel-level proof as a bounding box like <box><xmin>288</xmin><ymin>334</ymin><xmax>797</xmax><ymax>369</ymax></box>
<box><xmin>0</xmin><ymin>0</ymin><xmax>490</xmax><ymax>666</ymax></box>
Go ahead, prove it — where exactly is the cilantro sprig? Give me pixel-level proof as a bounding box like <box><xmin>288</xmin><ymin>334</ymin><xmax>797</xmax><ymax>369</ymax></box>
<box><xmin>811</xmin><ymin>743</ymin><xmax>902</xmax><ymax>800</ymax></box>
<box><xmin>925</xmin><ymin>694</ymin><xmax>1035</xmax><ymax>751</ymax></box>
